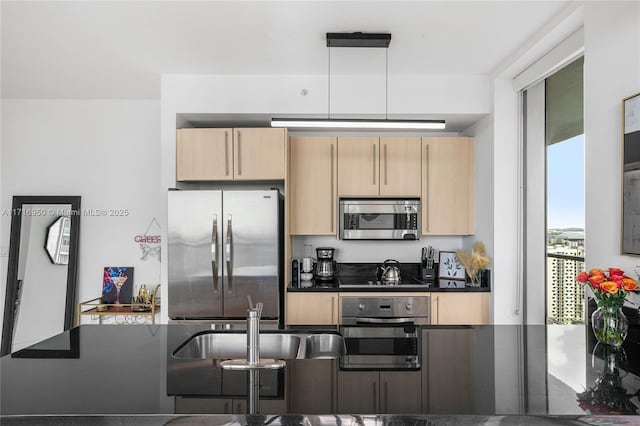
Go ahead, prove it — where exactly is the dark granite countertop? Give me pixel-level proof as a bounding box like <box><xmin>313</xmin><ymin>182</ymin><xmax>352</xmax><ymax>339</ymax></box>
<box><xmin>289</xmin><ymin>263</ymin><xmax>491</xmax><ymax>292</ymax></box>
<box><xmin>287</xmin><ymin>283</ymin><xmax>491</xmax><ymax>292</ymax></box>
<box><xmin>2</xmin><ymin>324</ymin><xmax>640</xmax><ymax>420</ymax></box>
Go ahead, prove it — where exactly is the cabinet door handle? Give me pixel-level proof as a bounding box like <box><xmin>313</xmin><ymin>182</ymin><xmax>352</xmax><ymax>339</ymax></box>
<box><xmin>424</xmin><ymin>332</ymin><xmax>430</xmax><ymax>411</ymax></box>
<box><xmin>330</xmin><ymin>143</ymin><xmax>335</xmax><ymax>232</ymax></box>
<box><xmin>237</xmin><ymin>131</ymin><xmax>242</xmax><ymax>176</ymax></box>
<box><xmin>425</xmin><ymin>144</ymin><xmax>430</xmax><ymax>232</ymax></box>
<box><xmin>435</xmin><ymin>295</ymin><xmax>439</xmax><ymax>325</ymax></box>
<box><xmin>384</xmin><ymin>381</ymin><xmax>388</xmax><ymax>413</ymax></box>
<box><xmin>384</xmin><ymin>143</ymin><xmax>388</xmax><ymax>185</ymax></box>
<box><xmin>224</xmin><ymin>131</ymin><xmax>229</xmax><ymax>176</ymax></box>
<box><xmin>331</xmin><ymin>296</ymin><xmax>335</xmax><ymax>324</ymax></box>
<box><xmin>330</xmin><ymin>360</ymin><xmax>335</xmax><ymax>412</ymax></box>
<box><xmin>373</xmin><ymin>381</ymin><xmax>378</xmax><ymax>412</ymax></box>
<box><xmin>372</xmin><ymin>144</ymin><xmax>376</xmax><ymax>185</ymax></box>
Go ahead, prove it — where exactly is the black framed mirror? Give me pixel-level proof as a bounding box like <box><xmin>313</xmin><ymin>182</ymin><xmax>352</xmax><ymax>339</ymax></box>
<box><xmin>1</xmin><ymin>196</ymin><xmax>81</xmax><ymax>356</ymax></box>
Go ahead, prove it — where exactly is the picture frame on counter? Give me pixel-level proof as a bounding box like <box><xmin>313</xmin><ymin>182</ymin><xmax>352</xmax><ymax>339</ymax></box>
<box><xmin>438</xmin><ymin>251</ymin><xmax>465</xmax><ymax>279</ymax></box>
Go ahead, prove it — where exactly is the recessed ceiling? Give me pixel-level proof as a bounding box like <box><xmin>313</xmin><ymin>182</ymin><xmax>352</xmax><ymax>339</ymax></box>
<box><xmin>1</xmin><ymin>1</ymin><xmax>570</xmax><ymax>99</ymax></box>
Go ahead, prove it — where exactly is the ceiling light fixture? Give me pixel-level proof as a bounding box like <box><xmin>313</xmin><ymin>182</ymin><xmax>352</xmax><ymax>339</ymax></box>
<box><xmin>271</xmin><ymin>118</ymin><xmax>445</xmax><ymax>130</ymax></box>
<box><xmin>271</xmin><ymin>32</ymin><xmax>446</xmax><ymax>131</ymax></box>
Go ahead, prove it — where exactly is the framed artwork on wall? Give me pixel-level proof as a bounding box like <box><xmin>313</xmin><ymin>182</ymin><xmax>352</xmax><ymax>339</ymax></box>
<box><xmin>622</xmin><ymin>92</ymin><xmax>640</xmax><ymax>255</ymax></box>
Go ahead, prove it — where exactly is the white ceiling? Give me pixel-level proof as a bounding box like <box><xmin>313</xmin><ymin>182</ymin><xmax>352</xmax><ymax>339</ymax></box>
<box><xmin>1</xmin><ymin>1</ymin><xmax>570</xmax><ymax>99</ymax></box>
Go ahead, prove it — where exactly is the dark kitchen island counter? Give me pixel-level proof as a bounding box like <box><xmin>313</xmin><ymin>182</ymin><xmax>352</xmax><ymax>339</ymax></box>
<box><xmin>2</xmin><ymin>324</ymin><xmax>640</xmax><ymax>424</ymax></box>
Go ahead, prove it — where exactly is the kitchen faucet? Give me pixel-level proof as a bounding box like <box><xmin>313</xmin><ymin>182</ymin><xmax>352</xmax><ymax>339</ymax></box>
<box><xmin>246</xmin><ymin>296</ymin><xmax>263</xmax><ymax>366</ymax></box>
<box><xmin>220</xmin><ymin>297</ymin><xmax>284</xmax><ymax>371</ymax></box>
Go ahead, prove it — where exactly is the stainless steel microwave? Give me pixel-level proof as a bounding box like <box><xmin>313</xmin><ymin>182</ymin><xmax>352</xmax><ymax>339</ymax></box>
<box><xmin>339</xmin><ymin>199</ymin><xmax>420</xmax><ymax>240</ymax></box>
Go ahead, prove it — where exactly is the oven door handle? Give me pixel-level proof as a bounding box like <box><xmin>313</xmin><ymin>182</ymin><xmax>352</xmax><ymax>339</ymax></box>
<box><xmin>355</xmin><ymin>317</ymin><xmax>416</xmax><ymax>325</ymax></box>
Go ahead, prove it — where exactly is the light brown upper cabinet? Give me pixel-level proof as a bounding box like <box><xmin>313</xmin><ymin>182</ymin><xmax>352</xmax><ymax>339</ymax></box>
<box><xmin>290</xmin><ymin>136</ymin><xmax>337</xmax><ymax>235</ymax></box>
<box><xmin>233</xmin><ymin>128</ymin><xmax>286</xmax><ymax>180</ymax></box>
<box><xmin>176</xmin><ymin>128</ymin><xmax>233</xmax><ymax>181</ymax></box>
<box><xmin>379</xmin><ymin>137</ymin><xmax>422</xmax><ymax>197</ymax></box>
<box><xmin>422</xmin><ymin>137</ymin><xmax>475</xmax><ymax>235</ymax></box>
<box><xmin>337</xmin><ymin>136</ymin><xmax>421</xmax><ymax>197</ymax></box>
<box><xmin>176</xmin><ymin>128</ymin><xmax>285</xmax><ymax>181</ymax></box>
<box><xmin>337</xmin><ymin>137</ymin><xmax>380</xmax><ymax>197</ymax></box>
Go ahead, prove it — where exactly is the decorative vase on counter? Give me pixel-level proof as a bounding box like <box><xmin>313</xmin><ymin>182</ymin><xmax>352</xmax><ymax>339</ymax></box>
<box><xmin>591</xmin><ymin>302</ymin><xmax>629</xmax><ymax>347</ymax></box>
<box><xmin>576</xmin><ymin>267</ymin><xmax>638</xmax><ymax>347</ymax></box>
<box><xmin>468</xmin><ymin>273</ymin><xmax>482</xmax><ymax>287</ymax></box>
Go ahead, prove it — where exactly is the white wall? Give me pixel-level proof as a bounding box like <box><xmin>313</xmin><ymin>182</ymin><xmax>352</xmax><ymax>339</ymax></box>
<box><xmin>490</xmin><ymin>79</ymin><xmax>523</xmax><ymax>324</ymax></box>
<box><xmin>1</xmin><ymin>99</ymin><xmax>161</xmax><ymax>331</ymax></box>
<box><xmin>583</xmin><ymin>2</ymin><xmax>640</xmax><ymax>272</ymax></box>
<box><xmin>293</xmin><ymin>235</ymin><xmax>464</xmax><ymax>264</ymax></box>
<box><xmin>463</xmin><ymin>113</ymin><xmax>495</xmax><ymax>316</ymax></box>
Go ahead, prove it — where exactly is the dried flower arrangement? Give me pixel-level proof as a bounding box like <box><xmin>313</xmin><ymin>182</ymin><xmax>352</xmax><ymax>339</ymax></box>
<box><xmin>455</xmin><ymin>242</ymin><xmax>491</xmax><ymax>286</ymax></box>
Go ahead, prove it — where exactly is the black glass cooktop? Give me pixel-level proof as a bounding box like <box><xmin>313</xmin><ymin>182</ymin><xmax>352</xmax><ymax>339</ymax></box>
<box><xmin>338</xmin><ymin>275</ymin><xmax>427</xmax><ymax>288</ymax></box>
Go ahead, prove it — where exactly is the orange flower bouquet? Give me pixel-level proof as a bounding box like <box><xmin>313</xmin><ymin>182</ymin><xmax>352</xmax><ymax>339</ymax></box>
<box><xmin>576</xmin><ymin>268</ymin><xmax>638</xmax><ymax>346</ymax></box>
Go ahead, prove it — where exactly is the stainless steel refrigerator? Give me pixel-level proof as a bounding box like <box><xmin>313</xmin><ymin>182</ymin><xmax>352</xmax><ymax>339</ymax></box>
<box><xmin>168</xmin><ymin>189</ymin><xmax>283</xmax><ymax>320</ymax></box>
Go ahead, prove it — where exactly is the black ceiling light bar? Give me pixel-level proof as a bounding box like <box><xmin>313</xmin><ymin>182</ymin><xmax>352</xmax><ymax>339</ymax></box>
<box><xmin>326</xmin><ymin>32</ymin><xmax>392</xmax><ymax>48</ymax></box>
<box><xmin>271</xmin><ymin>31</ymin><xmax>446</xmax><ymax>131</ymax></box>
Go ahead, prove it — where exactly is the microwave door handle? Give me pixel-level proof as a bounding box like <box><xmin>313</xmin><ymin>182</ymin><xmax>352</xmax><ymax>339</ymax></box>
<box><xmin>356</xmin><ymin>317</ymin><xmax>415</xmax><ymax>325</ymax></box>
<box><xmin>211</xmin><ymin>214</ymin><xmax>218</xmax><ymax>293</ymax></box>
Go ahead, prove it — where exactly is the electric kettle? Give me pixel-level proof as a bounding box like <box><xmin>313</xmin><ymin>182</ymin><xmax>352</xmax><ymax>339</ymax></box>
<box><xmin>377</xmin><ymin>259</ymin><xmax>401</xmax><ymax>285</ymax></box>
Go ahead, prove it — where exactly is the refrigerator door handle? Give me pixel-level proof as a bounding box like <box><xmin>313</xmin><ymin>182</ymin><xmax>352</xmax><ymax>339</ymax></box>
<box><xmin>211</xmin><ymin>214</ymin><xmax>219</xmax><ymax>294</ymax></box>
<box><xmin>225</xmin><ymin>214</ymin><xmax>233</xmax><ymax>294</ymax></box>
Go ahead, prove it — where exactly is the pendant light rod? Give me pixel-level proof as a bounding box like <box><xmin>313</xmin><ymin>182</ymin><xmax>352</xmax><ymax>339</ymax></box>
<box><xmin>271</xmin><ymin>31</ymin><xmax>446</xmax><ymax>131</ymax></box>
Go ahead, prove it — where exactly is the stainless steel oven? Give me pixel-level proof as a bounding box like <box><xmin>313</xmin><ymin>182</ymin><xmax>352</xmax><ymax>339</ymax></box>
<box><xmin>339</xmin><ymin>296</ymin><xmax>429</xmax><ymax>370</ymax></box>
<box><xmin>339</xmin><ymin>199</ymin><xmax>420</xmax><ymax>240</ymax></box>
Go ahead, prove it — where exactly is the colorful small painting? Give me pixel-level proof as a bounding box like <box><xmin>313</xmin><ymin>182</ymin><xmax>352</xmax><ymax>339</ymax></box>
<box><xmin>102</xmin><ymin>267</ymin><xmax>134</xmax><ymax>304</ymax></box>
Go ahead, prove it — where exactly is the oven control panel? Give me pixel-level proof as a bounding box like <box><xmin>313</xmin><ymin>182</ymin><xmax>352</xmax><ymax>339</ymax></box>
<box><xmin>341</xmin><ymin>296</ymin><xmax>430</xmax><ymax>325</ymax></box>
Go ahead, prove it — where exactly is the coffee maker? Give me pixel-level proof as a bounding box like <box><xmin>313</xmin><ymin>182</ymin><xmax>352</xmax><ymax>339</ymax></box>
<box><xmin>315</xmin><ymin>247</ymin><xmax>337</xmax><ymax>283</ymax></box>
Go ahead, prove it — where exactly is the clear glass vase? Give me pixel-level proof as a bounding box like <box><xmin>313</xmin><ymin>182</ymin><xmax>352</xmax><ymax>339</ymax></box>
<box><xmin>591</xmin><ymin>304</ymin><xmax>629</xmax><ymax>347</ymax></box>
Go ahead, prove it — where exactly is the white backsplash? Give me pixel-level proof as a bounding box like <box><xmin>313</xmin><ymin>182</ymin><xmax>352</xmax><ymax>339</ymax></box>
<box><xmin>293</xmin><ymin>235</ymin><xmax>466</xmax><ymax>263</ymax></box>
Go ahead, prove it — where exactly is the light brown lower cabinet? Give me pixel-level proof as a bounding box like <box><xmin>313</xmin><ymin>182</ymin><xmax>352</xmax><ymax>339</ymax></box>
<box><xmin>175</xmin><ymin>396</ymin><xmax>286</xmax><ymax>414</ymax></box>
<box><xmin>288</xmin><ymin>360</ymin><xmax>337</xmax><ymax>414</ymax></box>
<box><xmin>285</xmin><ymin>293</ymin><xmax>338</xmax><ymax>325</ymax></box>
<box><xmin>422</xmin><ymin>328</ymin><xmax>474</xmax><ymax>414</ymax></box>
<box><xmin>430</xmin><ymin>293</ymin><xmax>490</xmax><ymax>325</ymax></box>
<box><xmin>337</xmin><ymin>370</ymin><xmax>422</xmax><ymax>414</ymax></box>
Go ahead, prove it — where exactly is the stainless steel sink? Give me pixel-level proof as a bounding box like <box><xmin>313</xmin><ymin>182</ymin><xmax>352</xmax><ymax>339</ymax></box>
<box><xmin>304</xmin><ymin>333</ymin><xmax>346</xmax><ymax>359</ymax></box>
<box><xmin>172</xmin><ymin>331</ymin><xmax>345</xmax><ymax>360</ymax></box>
<box><xmin>173</xmin><ymin>333</ymin><xmax>301</xmax><ymax>360</ymax></box>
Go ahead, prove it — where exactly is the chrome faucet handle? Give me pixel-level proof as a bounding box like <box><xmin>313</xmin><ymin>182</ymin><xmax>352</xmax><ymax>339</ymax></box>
<box><xmin>247</xmin><ymin>296</ymin><xmax>263</xmax><ymax>318</ymax></box>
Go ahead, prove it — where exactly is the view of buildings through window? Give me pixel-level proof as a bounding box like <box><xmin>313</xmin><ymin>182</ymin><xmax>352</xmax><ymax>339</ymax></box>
<box><xmin>547</xmin><ymin>134</ymin><xmax>585</xmax><ymax>324</ymax></box>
